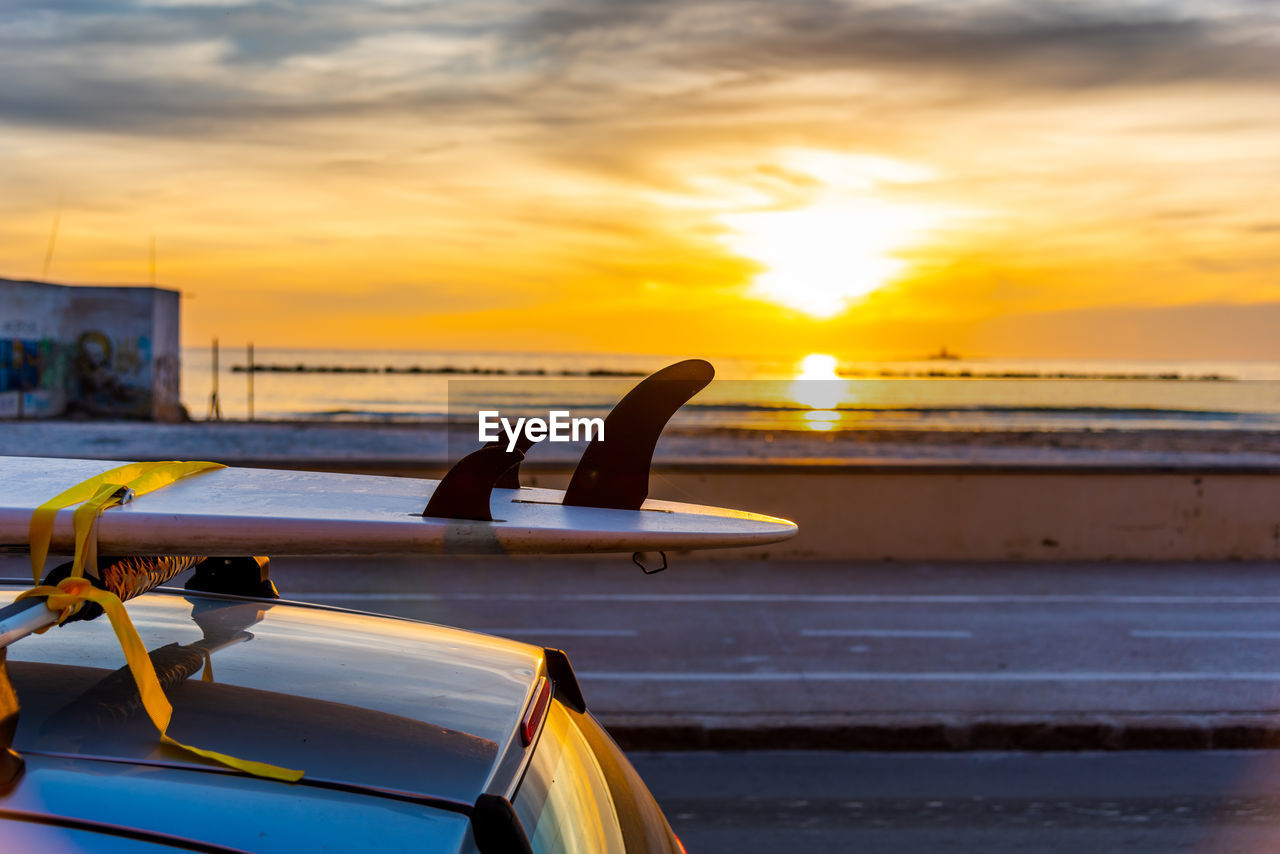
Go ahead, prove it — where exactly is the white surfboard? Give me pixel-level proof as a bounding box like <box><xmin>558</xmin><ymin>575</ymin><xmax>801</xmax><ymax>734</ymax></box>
<box><xmin>0</xmin><ymin>456</ymin><xmax>797</xmax><ymax>557</ymax></box>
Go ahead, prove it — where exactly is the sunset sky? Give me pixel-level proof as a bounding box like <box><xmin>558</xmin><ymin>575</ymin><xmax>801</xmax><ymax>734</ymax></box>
<box><xmin>2</xmin><ymin>0</ymin><xmax>1278</xmax><ymax>360</ymax></box>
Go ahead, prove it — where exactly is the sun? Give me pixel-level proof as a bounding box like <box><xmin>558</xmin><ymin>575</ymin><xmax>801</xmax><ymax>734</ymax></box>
<box><xmin>797</xmin><ymin>353</ymin><xmax>840</xmax><ymax>381</ymax></box>
<box><xmin>791</xmin><ymin>353</ymin><xmax>844</xmax><ymax>413</ymax></box>
<box><xmin>714</xmin><ymin>150</ymin><xmax>959</xmax><ymax>319</ymax></box>
<box><xmin>720</xmin><ymin>199</ymin><xmax>945</xmax><ymax>318</ymax></box>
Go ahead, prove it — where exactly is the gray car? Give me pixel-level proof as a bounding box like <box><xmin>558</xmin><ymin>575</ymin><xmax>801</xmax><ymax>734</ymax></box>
<box><xmin>0</xmin><ymin>571</ymin><xmax>686</xmax><ymax>853</ymax></box>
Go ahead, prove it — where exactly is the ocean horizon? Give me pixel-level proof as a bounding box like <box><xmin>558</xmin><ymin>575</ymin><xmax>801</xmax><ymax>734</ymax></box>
<box><xmin>180</xmin><ymin>348</ymin><xmax>1280</xmax><ymax>434</ymax></box>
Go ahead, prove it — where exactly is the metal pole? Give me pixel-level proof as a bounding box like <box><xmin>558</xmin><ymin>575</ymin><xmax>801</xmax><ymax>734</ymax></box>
<box><xmin>207</xmin><ymin>338</ymin><xmax>222</xmax><ymax>421</ymax></box>
<box><xmin>14</xmin><ymin>341</ymin><xmax>23</xmax><ymax>421</ymax></box>
<box><xmin>41</xmin><ymin>212</ymin><xmax>60</xmax><ymax>280</ymax></box>
<box><xmin>245</xmin><ymin>340</ymin><xmax>253</xmax><ymax>419</ymax></box>
<box><xmin>0</xmin><ymin>598</ymin><xmax>56</xmax><ymax>650</ymax></box>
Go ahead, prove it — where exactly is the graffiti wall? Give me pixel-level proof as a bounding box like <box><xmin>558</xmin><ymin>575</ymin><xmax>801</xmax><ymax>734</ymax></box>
<box><xmin>0</xmin><ymin>337</ymin><xmax>67</xmax><ymax>418</ymax></box>
<box><xmin>0</xmin><ymin>278</ymin><xmax>182</xmax><ymax>420</ymax></box>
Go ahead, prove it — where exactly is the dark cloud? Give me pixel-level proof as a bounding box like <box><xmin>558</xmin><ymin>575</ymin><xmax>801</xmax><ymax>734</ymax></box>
<box><xmin>1</xmin><ymin>0</ymin><xmax>1276</xmax><ymax>138</ymax></box>
<box><xmin>516</xmin><ymin>1</ymin><xmax>1280</xmax><ymax>88</ymax></box>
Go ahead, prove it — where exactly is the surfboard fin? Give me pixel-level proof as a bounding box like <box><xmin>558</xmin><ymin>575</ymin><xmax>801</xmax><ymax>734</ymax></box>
<box><xmin>424</xmin><ymin>445</ymin><xmax>525</xmax><ymax>522</ymax></box>
<box><xmin>563</xmin><ymin>359</ymin><xmax>714</xmax><ymax>511</ymax></box>
<box><xmin>484</xmin><ymin>433</ymin><xmax>536</xmax><ymax>489</ymax></box>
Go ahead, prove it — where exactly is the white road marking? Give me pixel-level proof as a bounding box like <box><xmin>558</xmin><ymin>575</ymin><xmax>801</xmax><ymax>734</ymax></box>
<box><xmin>473</xmin><ymin>628</ymin><xmax>637</xmax><ymax>637</ymax></box>
<box><xmin>576</xmin><ymin>671</ymin><xmax>1280</xmax><ymax>682</ymax></box>
<box><xmin>290</xmin><ymin>592</ymin><xmax>1280</xmax><ymax>605</ymax></box>
<box><xmin>1131</xmin><ymin>630</ymin><xmax>1280</xmax><ymax>640</ymax></box>
<box><xmin>802</xmin><ymin>629</ymin><xmax>973</xmax><ymax>638</ymax></box>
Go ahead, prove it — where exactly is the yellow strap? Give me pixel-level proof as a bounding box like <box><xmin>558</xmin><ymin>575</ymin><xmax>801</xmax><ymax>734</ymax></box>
<box><xmin>18</xmin><ymin>579</ymin><xmax>303</xmax><ymax>782</ymax></box>
<box><xmin>21</xmin><ymin>460</ymin><xmax>304</xmax><ymax>783</ymax></box>
<box><xmin>29</xmin><ymin>461</ymin><xmax>226</xmax><ymax>583</ymax></box>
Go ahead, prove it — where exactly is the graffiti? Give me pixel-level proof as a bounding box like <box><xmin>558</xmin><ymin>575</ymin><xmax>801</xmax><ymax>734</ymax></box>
<box><xmin>1</xmin><ymin>339</ymin><xmax>45</xmax><ymax>393</ymax></box>
<box><xmin>37</xmin><ymin>338</ymin><xmax>67</xmax><ymax>391</ymax></box>
<box><xmin>114</xmin><ymin>334</ymin><xmax>147</xmax><ymax>375</ymax></box>
<box><xmin>0</xmin><ymin>337</ymin><xmax>66</xmax><ymax>418</ymax></box>
<box><xmin>72</xmin><ymin>331</ymin><xmax>152</xmax><ymax>417</ymax></box>
<box><xmin>1</xmin><ymin>331</ymin><xmax>160</xmax><ymax>418</ymax></box>
<box><xmin>1</xmin><ymin>331</ymin><xmax>162</xmax><ymax>418</ymax></box>
<box><xmin>0</xmin><ymin>340</ymin><xmax>14</xmax><ymax>392</ymax></box>
<box><xmin>2</xmin><ymin>281</ymin><xmax>181</xmax><ymax>420</ymax></box>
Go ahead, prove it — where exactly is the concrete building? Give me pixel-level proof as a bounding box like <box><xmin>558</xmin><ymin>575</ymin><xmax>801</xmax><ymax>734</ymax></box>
<box><xmin>0</xmin><ymin>278</ymin><xmax>183</xmax><ymax>421</ymax></box>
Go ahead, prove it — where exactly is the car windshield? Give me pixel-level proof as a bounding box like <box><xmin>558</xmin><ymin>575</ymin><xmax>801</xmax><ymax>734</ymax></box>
<box><xmin>514</xmin><ymin>701</ymin><xmax>626</xmax><ymax>854</ymax></box>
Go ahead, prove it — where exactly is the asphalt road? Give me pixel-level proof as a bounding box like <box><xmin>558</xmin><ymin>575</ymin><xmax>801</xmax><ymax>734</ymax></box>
<box><xmin>630</xmin><ymin>750</ymin><xmax>1280</xmax><ymax>853</ymax></box>
<box><xmin>263</xmin><ymin>557</ymin><xmax>1280</xmax><ymax>735</ymax></box>
<box><xmin>11</xmin><ymin>555</ymin><xmax>1280</xmax><ymax>849</ymax></box>
<box><xmin>9</xmin><ymin>555</ymin><xmax>1280</xmax><ymax>739</ymax></box>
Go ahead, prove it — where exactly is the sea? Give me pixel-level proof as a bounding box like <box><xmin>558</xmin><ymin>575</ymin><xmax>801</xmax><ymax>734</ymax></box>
<box><xmin>180</xmin><ymin>348</ymin><xmax>1280</xmax><ymax>434</ymax></box>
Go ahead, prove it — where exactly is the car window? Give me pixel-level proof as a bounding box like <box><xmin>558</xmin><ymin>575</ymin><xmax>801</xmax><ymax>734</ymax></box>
<box><xmin>513</xmin><ymin>701</ymin><xmax>626</xmax><ymax>854</ymax></box>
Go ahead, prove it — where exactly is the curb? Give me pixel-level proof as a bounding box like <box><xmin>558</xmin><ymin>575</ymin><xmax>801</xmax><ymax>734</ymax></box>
<box><xmin>600</xmin><ymin>714</ymin><xmax>1280</xmax><ymax>752</ymax></box>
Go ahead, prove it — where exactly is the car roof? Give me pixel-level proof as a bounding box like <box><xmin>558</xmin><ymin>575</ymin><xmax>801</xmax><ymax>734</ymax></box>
<box><xmin>1</xmin><ymin>580</ymin><xmax>544</xmax><ymax>814</ymax></box>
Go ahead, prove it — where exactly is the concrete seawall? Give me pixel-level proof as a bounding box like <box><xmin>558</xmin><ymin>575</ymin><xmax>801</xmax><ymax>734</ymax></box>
<box><xmin>646</xmin><ymin>464</ymin><xmax>1280</xmax><ymax>562</ymax></box>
